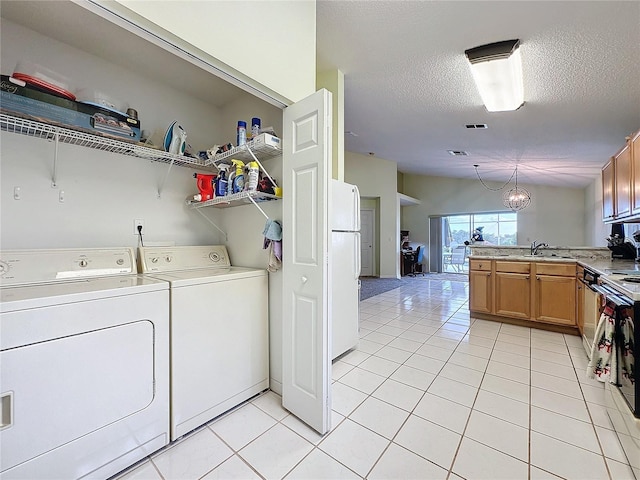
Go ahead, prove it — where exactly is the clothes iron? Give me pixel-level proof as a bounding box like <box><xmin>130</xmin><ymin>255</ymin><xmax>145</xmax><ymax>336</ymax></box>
<box><xmin>163</xmin><ymin>121</ymin><xmax>187</xmax><ymax>155</ymax></box>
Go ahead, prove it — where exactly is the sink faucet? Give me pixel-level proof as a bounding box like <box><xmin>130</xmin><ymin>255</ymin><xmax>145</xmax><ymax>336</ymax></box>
<box><xmin>530</xmin><ymin>241</ymin><xmax>549</xmax><ymax>256</ymax></box>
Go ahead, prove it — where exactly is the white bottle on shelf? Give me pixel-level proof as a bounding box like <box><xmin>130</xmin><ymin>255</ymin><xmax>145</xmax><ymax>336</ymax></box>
<box><xmin>245</xmin><ymin>162</ymin><xmax>260</xmax><ymax>191</ymax></box>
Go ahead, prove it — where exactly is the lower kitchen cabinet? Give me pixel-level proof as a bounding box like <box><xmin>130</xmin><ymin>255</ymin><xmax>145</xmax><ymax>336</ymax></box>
<box><xmin>469</xmin><ymin>259</ymin><xmax>577</xmax><ymax>331</ymax></box>
<box><xmin>534</xmin><ymin>273</ymin><xmax>576</xmax><ymax>325</ymax></box>
<box><xmin>469</xmin><ymin>269</ymin><xmax>492</xmax><ymax>314</ymax></box>
<box><xmin>495</xmin><ymin>271</ymin><xmax>531</xmax><ymax>319</ymax></box>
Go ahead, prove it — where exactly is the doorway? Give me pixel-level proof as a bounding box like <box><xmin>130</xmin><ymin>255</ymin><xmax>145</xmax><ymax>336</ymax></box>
<box><xmin>360</xmin><ymin>208</ymin><xmax>375</xmax><ymax>276</ymax></box>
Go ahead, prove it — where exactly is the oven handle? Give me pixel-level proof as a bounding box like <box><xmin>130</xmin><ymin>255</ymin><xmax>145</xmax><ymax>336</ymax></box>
<box><xmin>591</xmin><ymin>283</ymin><xmax>633</xmax><ymax>307</ymax></box>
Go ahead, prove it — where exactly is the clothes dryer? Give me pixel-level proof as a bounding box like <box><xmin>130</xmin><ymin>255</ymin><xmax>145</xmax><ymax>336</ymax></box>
<box><xmin>0</xmin><ymin>248</ymin><xmax>169</xmax><ymax>480</ymax></box>
<box><xmin>138</xmin><ymin>245</ymin><xmax>269</xmax><ymax>440</ymax></box>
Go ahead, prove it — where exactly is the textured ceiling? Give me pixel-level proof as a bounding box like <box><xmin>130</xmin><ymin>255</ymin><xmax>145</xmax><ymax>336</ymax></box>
<box><xmin>317</xmin><ymin>1</ymin><xmax>640</xmax><ymax>188</ymax></box>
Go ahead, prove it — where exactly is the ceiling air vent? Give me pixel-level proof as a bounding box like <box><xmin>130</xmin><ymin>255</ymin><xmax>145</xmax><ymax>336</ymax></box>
<box><xmin>465</xmin><ymin>124</ymin><xmax>488</xmax><ymax>129</ymax></box>
<box><xmin>447</xmin><ymin>150</ymin><xmax>469</xmax><ymax>156</ymax></box>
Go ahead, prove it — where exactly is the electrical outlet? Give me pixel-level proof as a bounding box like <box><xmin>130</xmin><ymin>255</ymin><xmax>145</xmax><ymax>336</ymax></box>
<box><xmin>134</xmin><ymin>219</ymin><xmax>145</xmax><ymax>235</ymax></box>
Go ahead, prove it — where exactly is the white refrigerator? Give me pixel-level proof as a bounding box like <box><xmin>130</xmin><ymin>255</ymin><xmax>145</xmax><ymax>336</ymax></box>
<box><xmin>331</xmin><ymin>179</ymin><xmax>361</xmax><ymax>360</ymax></box>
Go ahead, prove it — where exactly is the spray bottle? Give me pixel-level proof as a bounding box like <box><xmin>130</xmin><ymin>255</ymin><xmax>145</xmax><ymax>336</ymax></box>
<box><xmin>215</xmin><ymin>164</ymin><xmax>229</xmax><ymax>197</ymax></box>
<box><xmin>245</xmin><ymin>161</ymin><xmax>260</xmax><ymax>192</ymax></box>
<box><xmin>230</xmin><ymin>159</ymin><xmax>245</xmax><ymax>193</ymax></box>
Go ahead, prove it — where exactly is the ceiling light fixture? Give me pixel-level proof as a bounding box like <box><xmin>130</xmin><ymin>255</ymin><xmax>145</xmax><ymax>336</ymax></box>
<box><xmin>474</xmin><ymin>164</ymin><xmax>531</xmax><ymax>211</ymax></box>
<box><xmin>465</xmin><ymin>39</ymin><xmax>524</xmax><ymax>112</ymax></box>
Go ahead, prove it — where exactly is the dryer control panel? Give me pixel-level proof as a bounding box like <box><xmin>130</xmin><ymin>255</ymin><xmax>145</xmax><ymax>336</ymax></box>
<box><xmin>138</xmin><ymin>245</ymin><xmax>231</xmax><ymax>273</ymax></box>
<box><xmin>0</xmin><ymin>248</ymin><xmax>136</xmax><ymax>286</ymax></box>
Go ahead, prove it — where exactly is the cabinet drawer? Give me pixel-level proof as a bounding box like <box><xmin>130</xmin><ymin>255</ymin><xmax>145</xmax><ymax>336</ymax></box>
<box><xmin>535</xmin><ymin>262</ymin><xmax>575</xmax><ymax>277</ymax></box>
<box><xmin>470</xmin><ymin>259</ymin><xmax>491</xmax><ymax>271</ymax></box>
<box><xmin>495</xmin><ymin>261</ymin><xmax>530</xmax><ymax>274</ymax></box>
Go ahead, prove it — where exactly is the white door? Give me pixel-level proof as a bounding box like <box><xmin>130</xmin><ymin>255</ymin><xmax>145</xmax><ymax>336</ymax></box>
<box><xmin>282</xmin><ymin>89</ymin><xmax>331</xmax><ymax>434</ymax></box>
<box><xmin>360</xmin><ymin>209</ymin><xmax>374</xmax><ymax>276</ymax></box>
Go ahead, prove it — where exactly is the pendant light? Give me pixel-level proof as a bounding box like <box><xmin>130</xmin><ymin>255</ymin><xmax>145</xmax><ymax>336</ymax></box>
<box><xmin>474</xmin><ymin>164</ymin><xmax>531</xmax><ymax>211</ymax></box>
<box><xmin>502</xmin><ymin>165</ymin><xmax>531</xmax><ymax>211</ymax></box>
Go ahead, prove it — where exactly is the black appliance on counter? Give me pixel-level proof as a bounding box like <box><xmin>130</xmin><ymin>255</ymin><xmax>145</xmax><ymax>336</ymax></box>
<box><xmin>607</xmin><ymin>223</ymin><xmax>637</xmax><ymax>260</ymax></box>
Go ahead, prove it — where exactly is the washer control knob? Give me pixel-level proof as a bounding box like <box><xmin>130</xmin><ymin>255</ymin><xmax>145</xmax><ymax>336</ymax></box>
<box><xmin>165</xmin><ymin>256</ymin><xmax>172</xmax><ymax>263</ymax></box>
<box><xmin>0</xmin><ymin>261</ymin><xmax>8</xmax><ymax>276</ymax></box>
<box><xmin>79</xmin><ymin>260</ymin><xmax>88</xmax><ymax>268</ymax></box>
<box><xmin>116</xmin><ymin>258</ymin><xmax>124</xmax><ymax>266</ymax></box>
<box><xmin>151</xmin><ymin>257</ymin><xmax>159</xmax><ymax>263</ymax></box>
<box><xmin>209</xmin><ymin>252</ymin><xmax>220</xmax><ymax>262</ymax></box>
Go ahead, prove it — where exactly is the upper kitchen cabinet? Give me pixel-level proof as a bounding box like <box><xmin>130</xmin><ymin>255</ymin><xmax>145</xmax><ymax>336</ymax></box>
<box><xmin>615</xmin><ymin>143</ymin><xmax>631</xmax><ymax>219</ymax></box>
<box><xmin>603</xmin><ymin>128</ymin><xmax>640</xmax><ymax>223</ymax></box>
<box><xmin>602</xmin><ymin>158</ymin><xmax>615</xmax><ymax>221</ymax></box>
<box><xmin>97</xmin><ymin>0</ymin><xmax>316</xmax><ymax>105</ymax></box>
<box><xmin>630</xmin><ymin>130</ymin><xmax>640</xmax><ymax>216</ymax></box>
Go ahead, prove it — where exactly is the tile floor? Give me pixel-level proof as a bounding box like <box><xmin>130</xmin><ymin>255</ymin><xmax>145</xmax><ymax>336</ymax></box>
<box><xmin>115</xmin><ymin>278</ymin><xmax>638</xmax><ymax>480</ymax></box>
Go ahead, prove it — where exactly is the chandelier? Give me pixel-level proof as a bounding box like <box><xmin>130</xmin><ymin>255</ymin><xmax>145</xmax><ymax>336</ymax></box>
<box><xmin>474</xmin><ymin>164</ymin><xmax>532</xmax><ymax>211</ymax></box>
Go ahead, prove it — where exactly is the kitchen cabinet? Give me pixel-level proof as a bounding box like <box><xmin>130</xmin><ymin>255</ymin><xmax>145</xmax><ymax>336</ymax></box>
<box><xmin>533</xmin><ymin>262</ymin><xmax>576</xmax><ymax>326</ymax></box>
<box><xmin>602</xmin><ymin>159</ymin><xmax>616</xmax><ymax>221</ymax></box>
<box><xmin>494</xmin><ymin>261</ymin><xmax>531</xmax><ymax>319</ymax></box>
<box><xmin>615</xmin><ymin>143</ymin><xmax>632</xmax><ymax>218</ymax></box>
<box><xmin>469</xmin><ymin>258</ymin><xmax>578</xmax><ymax>331</ymax></box>
<box><xmin>469</xmin><ymin>259</ymin><xmax>492</xmax><ymax>314</ymax></box>
<box><xmin>602</xmin><ymin>127</ymin><xmax>640</xmax><ymax>223</ymax></box>
<box><xmin>630</xmin><ymin>130</ymin><xmax>640</xmax><ymax>216</ymax></box>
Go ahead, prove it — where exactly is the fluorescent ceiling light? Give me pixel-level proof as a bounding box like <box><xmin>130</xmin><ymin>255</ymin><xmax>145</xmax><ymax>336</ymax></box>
<box><xmin>465</xmin><ymin>39</ymin><xmax>524</xmax><ymax>112</ymax></box>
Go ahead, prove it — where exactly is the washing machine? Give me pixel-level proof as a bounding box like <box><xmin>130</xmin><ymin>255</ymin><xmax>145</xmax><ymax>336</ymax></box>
<box><xmin>138</xmin><ymin>245</ymin><xmax>269</xmax><ymax>440</ymax></box>
<box><xmin>0</xmin><ymin>248</ymin><xmax>169</xmax><ymax>480</ymax></box>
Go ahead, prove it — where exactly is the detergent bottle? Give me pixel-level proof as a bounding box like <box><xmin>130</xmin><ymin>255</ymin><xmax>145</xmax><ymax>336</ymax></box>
<box><xmin>215</xmin><ymin>164</ymin><xmax>229</xmax><ymax>196</ymax></box>
<box><xmin>245</xmin><ymin>161</ymin><xmax>260</xmax><ymax>191</ymax></box>
<box><xmin>193</xmin><ymin>173</ymin><xmax>216</xmax><ymax>201</ymax></box>
<box><xmin>230</xmin><ymin>159</ymin><xmax>245</xmax><ymax>193</ymax></box>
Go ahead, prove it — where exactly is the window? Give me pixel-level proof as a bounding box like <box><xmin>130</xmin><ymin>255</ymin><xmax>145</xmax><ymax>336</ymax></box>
<box><xmin>440</xmin><ymin>211</ymin><xmax>517</xmax><ymax>273</ymax></box>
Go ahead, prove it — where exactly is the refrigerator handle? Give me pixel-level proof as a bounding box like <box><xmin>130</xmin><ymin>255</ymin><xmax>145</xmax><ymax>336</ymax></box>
<box><xmin>353</xmin><ymin>185</ymin><xmax>361</xmax><ymax>231</ymax></box>
<box><xmin>355</xmin><ymin>232</ymin><xmax>361</xmax><ymax>278</ymax></box>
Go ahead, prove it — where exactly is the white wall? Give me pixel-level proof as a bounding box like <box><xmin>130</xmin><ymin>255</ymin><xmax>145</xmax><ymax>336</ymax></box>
<box><xmin>112</xmin><ymin>0</ymin><xmax>317</xmax><ymax>104</ymax></box>
<box><xmin>401</xmin><ymin>175</ymin><xmax>589</xmax><ymax>264</ymax></box>
<box><xmin>345</xmin><ymin>152</ymin><xmax>399</xmax><ymax>278</ymax></box>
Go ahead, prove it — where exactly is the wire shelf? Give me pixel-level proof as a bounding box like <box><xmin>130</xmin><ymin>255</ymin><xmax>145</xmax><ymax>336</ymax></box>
<box><xmin>189</xmin><ymin>191</ymin><xmax>281</xmax><ymax>209</ymax></box>
<box><xmin>0</xmin><ymin>113</ymin><xmax>211</xmax><ymax>170</ymax></box>
<box><xmin>208</xmin><ymin>133</ymin><xmax>282</xmax><ymax>166</ymax></box>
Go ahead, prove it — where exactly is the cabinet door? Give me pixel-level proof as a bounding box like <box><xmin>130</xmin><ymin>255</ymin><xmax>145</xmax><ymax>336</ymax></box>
<box><xmin>602</xmin><ymin>159</ymin><xmax>615</xmax><ymax>221</ymax></box>
<box><xmin>534</xmin><ymin>275</ymin><xmax>576</xmax><ymax>325</ymax></box>
<box><xmin>630</xmin><ymin>131</ymin><xmax>640</xmax><ymax>215</ymax></box>
<box><xmin>615</xmin><ymin>144</ymin><xmax>631</xmax><ymax>219</ymax></box>
<box><xmin>469</xmin><ymin>270</ymin><xmax>492</xmax><ymax>314</ymax></box>
<box><xmin>495</xmin><ymin>272</ymin><xmax>530</xmax><ymax>319</ymax></box>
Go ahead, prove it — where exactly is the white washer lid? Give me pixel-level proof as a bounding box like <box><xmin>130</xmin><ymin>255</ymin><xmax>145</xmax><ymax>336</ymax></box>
<box><xmin>0</xmin><ymin>275</ymin><xmax>168</xmax><ymax>313</ymax></box>
<box><xmin>144</xmin><ymin>266</ymin><xmax>266</xmax><ymax>287</ymax></box>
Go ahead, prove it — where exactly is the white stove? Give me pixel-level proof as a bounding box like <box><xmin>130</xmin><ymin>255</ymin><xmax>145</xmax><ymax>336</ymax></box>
<box><xmin>0</xmin><ymin>248</ymin><xmax>169</xmax><ymax>479</ymax></box>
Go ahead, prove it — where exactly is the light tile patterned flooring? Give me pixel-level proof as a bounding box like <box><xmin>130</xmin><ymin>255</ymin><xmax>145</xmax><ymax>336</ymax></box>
<box><xmin>116</xmin><ymin>278</ymin><xmax>638</xmax><ymax>480</ymax></box>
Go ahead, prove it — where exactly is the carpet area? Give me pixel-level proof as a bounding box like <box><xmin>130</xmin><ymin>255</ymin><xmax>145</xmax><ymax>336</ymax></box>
<box><xmin>359</xmin><ymin>272</ymin><xmax>467</xmax><ymax>300</ymax></box>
